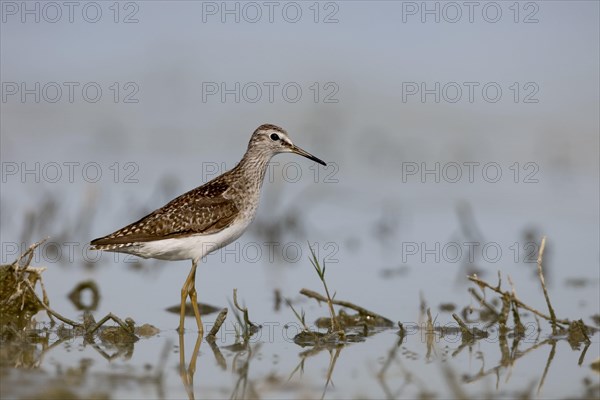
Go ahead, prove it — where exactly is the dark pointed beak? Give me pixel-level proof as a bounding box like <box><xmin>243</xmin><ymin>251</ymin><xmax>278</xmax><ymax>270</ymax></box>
<box><xmin>291</xmin><ymin>144</ymin><xmax>327</xmax><ymax>166</ymax></box>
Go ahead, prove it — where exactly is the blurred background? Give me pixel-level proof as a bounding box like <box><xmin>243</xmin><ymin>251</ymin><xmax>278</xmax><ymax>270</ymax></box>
<box><xmin>1</xmin><ymin>1</ymin><xmax>599</xmax><ymax>398</ymax></box>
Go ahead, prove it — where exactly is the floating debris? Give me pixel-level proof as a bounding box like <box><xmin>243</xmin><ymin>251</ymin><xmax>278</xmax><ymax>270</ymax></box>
<box><xmin>287</xmin><ymin>246</ymin><xmax>395</xmax><ymax>349</ymax></box>
<box><xmin>300</xmin><ymin>288</ymin><xmax>394</xmax><ymax>328</ymax></box>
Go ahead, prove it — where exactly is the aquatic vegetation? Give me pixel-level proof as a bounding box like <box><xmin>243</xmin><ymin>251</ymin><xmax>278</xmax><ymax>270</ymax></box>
<box><xmin>0</xmin><ymin>241</ymin><xmax>158</xmax><ymax>364</ymax></box>
<box><xmin>465</xmin><ymin>238</ymin><xmax>596</xmax><ymax>347</ymax></box>
<box><xmin>0</xmin><ymin>241</ymin><xmax>47</xmax><ymax>330</ymax></box>
<box><xmin>1</xmin><ymin>236</ymin><xmax>598</xmax><ymax>399</ymax></box>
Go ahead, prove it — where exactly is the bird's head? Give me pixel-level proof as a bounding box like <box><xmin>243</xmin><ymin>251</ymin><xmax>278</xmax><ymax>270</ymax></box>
<box><xmin>248</xmin><ymin>124</ymin><xmax>326</xmax><ymax>166</ymax></box>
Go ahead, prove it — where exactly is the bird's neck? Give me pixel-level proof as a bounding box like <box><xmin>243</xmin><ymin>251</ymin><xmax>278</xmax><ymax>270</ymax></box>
<box><xmin>235</xmin><ymin>147</ymin><xmax>273</xmax><ymax>189</ymax></box>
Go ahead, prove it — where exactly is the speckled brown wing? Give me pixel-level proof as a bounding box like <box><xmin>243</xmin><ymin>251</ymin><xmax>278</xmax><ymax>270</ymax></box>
<box><xmin>90</xmin><ymin>181</ymin><xmax>239</xmax><ymax>248</ymax></box>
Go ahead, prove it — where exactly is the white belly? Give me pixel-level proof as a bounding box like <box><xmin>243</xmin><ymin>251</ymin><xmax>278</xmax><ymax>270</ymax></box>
<box><xmin>128</xmin><ymin>218</ymin><xmax>251</xmax><ymax>262</ymax></box>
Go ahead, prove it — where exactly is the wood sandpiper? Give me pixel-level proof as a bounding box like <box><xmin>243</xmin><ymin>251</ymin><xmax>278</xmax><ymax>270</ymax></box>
<box><xmin>90</xmin><ymin>124</ymin><xmax>326</xmax><ymax>333</ymax></box>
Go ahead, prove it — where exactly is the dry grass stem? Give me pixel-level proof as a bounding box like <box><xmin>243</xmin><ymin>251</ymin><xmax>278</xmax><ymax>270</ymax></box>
<box><xmin>232</xmin><ymin>289</ymin><xmax>256</xmax><ymax>329</ymax></box>
<box><xmin>467</xmin><ymin>274</ymin><xmax>569</xmax><ymax>327</ymax></box>
<box><xmin>207</xmin><ymin>308</ymin><xmax>228</xmax><ymax>339</ymax></box>
<box><xmin>536</xmin><ymin>237</ymin><xmax>558</xmax><ymax>334</ymax></box>
<box><xmin>300</xmin><ymin>288</ymin><xmax>394</xmax><ymax>327</ymax></box>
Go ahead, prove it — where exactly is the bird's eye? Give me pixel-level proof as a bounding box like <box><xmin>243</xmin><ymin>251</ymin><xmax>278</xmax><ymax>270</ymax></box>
<box><xmin>270</xmin><ymin>133</ymin><xmax>280</xmax><ymax>141</ymax></box>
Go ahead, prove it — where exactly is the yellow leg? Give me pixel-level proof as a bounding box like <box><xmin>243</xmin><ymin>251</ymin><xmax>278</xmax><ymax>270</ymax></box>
<box><xmin>178</xmin><ymin>287</ymin><xmax>187</xmax><ymax>334</ymax></box>
<box><xmin>187</xmin><ymin>261</ymin><xmax>204</xmax><ymax>334</ymax></box>
<box><xmin>178</xmin><ymin>259</ymin><xmax>204</xmax><ymax>334</ymax></box>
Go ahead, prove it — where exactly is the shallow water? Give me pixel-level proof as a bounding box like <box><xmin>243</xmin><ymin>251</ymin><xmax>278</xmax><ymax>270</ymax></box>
<box><xmin>1</xmin><ymin>169</ymin><xmax>599</xmax><ymax>398</ymax></box>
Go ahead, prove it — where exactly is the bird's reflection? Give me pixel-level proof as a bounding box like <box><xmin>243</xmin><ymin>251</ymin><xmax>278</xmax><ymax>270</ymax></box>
<box><xmin>178</xmin><ymin>333</ymin><xmax>202</xmax><ymax>400</ymax></box>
